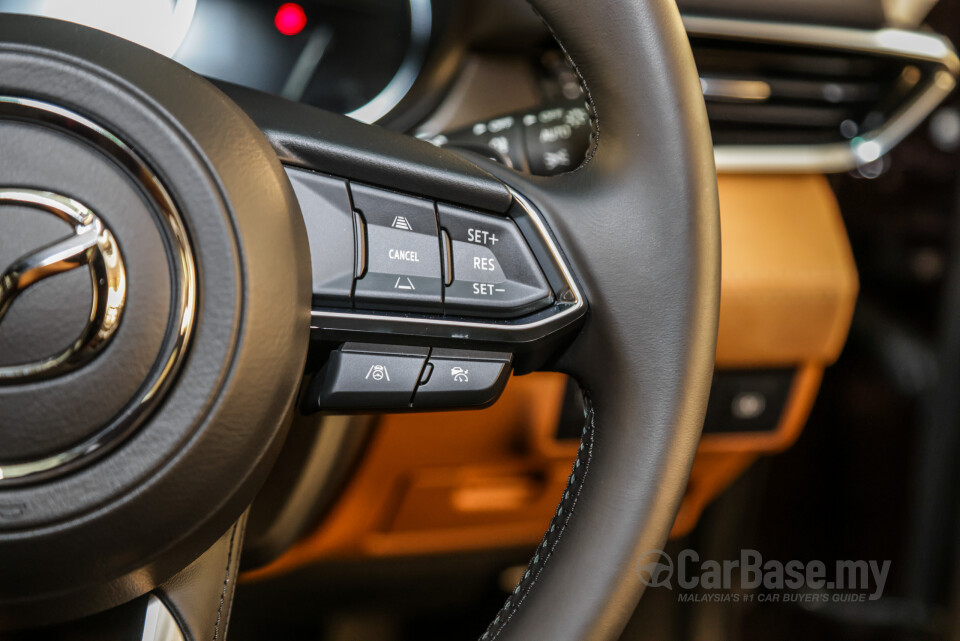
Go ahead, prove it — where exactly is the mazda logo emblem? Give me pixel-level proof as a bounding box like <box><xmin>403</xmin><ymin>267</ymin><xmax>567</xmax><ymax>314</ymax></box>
<box><xmin>0</xmin><ymin>188</ymin><xmax>126</xmax><ymax>383</ymax></box>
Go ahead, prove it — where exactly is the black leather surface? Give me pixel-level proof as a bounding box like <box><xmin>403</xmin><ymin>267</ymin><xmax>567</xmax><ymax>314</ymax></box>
<box><xmin>471</xmin><ymin>0</ymin><xmax>721</xmax><ymax>639</ymax></box>
<box><xmin>158</xmin><ymin>514</ymin><xmax>248</xmax><ymax>641</ymax></box>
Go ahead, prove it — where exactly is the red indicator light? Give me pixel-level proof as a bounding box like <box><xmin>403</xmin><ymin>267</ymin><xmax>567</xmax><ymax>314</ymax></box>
<box><xmin>275</xmin><ymin>3</ymin><xmax>307</xmax><ymax>36</ymax></box>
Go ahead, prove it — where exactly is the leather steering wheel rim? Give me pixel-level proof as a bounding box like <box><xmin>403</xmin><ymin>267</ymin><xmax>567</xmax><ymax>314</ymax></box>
<box><xmin>0</xmin><ymin>1</ymin><xmax>718</xmax><ymax>639</ymax></box>
<box><xmin>472</xmin><ymin>2</ymin><xmax>719</xmax><ymax>639</ymax></box>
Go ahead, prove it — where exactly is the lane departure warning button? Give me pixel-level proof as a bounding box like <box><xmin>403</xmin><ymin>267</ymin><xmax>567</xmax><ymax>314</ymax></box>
<box><xmin>305</xmin><ymin>343</ymin><xmax>429</xmax><ymax>411</ymax></box>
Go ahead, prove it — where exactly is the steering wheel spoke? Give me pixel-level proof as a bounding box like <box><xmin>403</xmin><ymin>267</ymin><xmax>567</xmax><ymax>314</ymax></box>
<box><xmin>220</xmin><ymin>84</ymin><xmax>590</xmax><ymax>413</ymax></box>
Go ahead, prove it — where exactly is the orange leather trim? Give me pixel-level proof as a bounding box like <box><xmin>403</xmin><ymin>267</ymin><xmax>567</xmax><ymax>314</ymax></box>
<box><xmin>243</xmin><ymin>373</ymin><xmax>575</xmax><ymax>580</ymax></box>
<box><xmin>715</xmin><ymin>174</ymin><xmax>858</xmax><ymax>367</ymax></box>
<box><xmin>673</xmin><ymin>173</ymin><xmax>857</xmax><ymax>537</ymax></box>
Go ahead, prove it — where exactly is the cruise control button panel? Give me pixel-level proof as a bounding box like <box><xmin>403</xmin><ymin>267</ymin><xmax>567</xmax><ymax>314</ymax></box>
<box><xmin>352</xmin><ymin>183</ymin><xmax>443</xmax><ymax>312</ymax></box>
<box><xmin>412</xmin><ymin>349</ymin><xmax>512</xmax><ymax>409</ymax></box>
<box><xmin>438</xmin><ymin>204</ymin><xmax>552</xmax><ymax>317</ymax></box>
<box><xmin>292</xmin><ymin>176</ymin><xmax>566</xmax><ymax>321</ymax></box>
<box><xmin>295</xmin><ymin>173</ymin><xmax>585</xmax><ymax>359</ymax></box>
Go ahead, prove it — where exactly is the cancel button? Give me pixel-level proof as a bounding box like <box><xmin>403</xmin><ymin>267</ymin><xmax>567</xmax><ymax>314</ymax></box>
<box><xmin>352</xmin><ymin>183</ymin><xmax>442</xmax><ymax>311</ymax></box>
<box><xmin>389</xmin><ymin>248</ymin><xmax>421</xmax><ymax>262</ymax></box>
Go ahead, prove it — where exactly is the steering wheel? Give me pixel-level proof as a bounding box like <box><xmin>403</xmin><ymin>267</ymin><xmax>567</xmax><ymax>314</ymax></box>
<box><xmin>0</xmin><ymin>1</ymin><xmax>718</xmax><ymax>639</ymax></box>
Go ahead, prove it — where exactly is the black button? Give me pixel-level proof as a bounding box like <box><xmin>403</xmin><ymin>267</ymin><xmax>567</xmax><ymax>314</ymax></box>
<box><xmin>412</xmin><ymin>349</ymin><xmax>512</xmax><ymax>409</ymax></box>
<box><xmin>286</xmin><ymin>168</ymin><xmax>355</xmax><ymax>306</ymax></box>
<box><xmin>437</xmin><ymin>204</ymin><xmax>552</xmax><ymax>317</ymax></box>
<box><xmin>352</xmin><ymin>184</ymin><xmax>442</xmax><ymax>312</ymax></box>
<box><xmin>307</xmin><ymin>343</ymin><xmax>429</xmax><ymax>411</ymax></box>
<box><xmin>702</xmin><ymin>369</ymin><xmax>794</xmax><ymax>434</ymax></box>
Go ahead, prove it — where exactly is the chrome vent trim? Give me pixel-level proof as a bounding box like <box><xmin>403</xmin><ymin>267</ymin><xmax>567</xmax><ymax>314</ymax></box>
<box><xmin>683</xmin><ymin>15</ymin><xmax>960</xmax><ymax>173</ymax></box>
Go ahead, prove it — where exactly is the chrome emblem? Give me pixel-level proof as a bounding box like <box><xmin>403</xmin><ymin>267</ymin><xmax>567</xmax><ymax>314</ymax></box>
<box><xmin>0</xmin><ymin>189</ymin><xmax>126</xmax><ymax>383</ymax></box>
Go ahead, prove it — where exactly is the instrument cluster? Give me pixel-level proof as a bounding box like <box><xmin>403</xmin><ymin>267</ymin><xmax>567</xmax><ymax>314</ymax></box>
<box><xmin>0</xmin><ymin>0</ymin><xmax>432</xmax><ymax>122</ymax></box>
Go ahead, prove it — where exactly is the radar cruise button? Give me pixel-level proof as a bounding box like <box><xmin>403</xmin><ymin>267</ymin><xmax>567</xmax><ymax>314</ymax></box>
<box><xmin>437</xmin><ymin>204</ymin><xmax>553</xmax><ymax>318</ymax></box>
<box><xmin>412</xmin><ymin>349</ymin><xmax>512</xmax><ymax>409</ymax></box>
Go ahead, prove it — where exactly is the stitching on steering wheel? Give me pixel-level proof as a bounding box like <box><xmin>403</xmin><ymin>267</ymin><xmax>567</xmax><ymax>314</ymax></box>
<box><xmin>480</xmin><ymin>6</ymin><xmax>600</xmax><ymax>638</ymax></box>
<box><xmin>480</xmin><ymin>391</ymin><xmax>597</xmax><ymax>641</ymax></box>
<box><xmin>525</xmin><ymin>2</ymin><xmax>599</xmax><ymax>170</ymax></box>
<box><xmin>213</xmin><ymin>521</ymin><xmax>240</xmax><ymax>641</ymax></box>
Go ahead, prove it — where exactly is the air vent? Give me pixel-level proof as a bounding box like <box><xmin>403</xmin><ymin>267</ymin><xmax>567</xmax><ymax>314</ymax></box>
<box><xmin>694</xmin><ymin>40</ymin><xmax>913</xmax><ymax>145</ymax></box>
<box><xmin>684</xmin><ymin>17</ymin><xmax>959</xmax><ymax>172</ymax></box>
